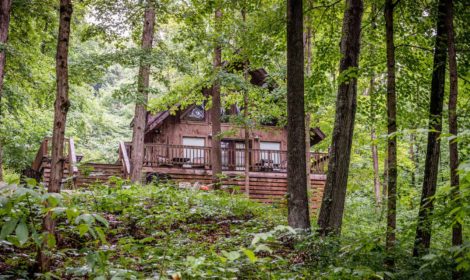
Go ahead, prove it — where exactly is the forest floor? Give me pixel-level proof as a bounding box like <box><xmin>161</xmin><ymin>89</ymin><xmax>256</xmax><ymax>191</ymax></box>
<box><xmin>0</xmin><ymin>181</ymin><xmax>466</xmax><ymax>279</ymax></box>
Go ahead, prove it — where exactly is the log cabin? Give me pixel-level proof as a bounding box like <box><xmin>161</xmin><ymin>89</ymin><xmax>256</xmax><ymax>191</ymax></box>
<box><xmin>28</xmin><ymin>68</ymin><xmax>329</xmax><ymax>209</ymax></box>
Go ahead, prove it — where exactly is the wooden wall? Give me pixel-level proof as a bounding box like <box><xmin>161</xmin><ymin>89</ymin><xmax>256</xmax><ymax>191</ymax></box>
<box><xmin>143</xmin><ymin>167</ymin><xmax>326</xmax><ymax>210</ymax></box>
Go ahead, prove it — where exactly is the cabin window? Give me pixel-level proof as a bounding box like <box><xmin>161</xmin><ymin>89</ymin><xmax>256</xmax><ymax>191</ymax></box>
<box><xmin>259</xmin><ymin>141</ymin><xmax>281</xmax><ymax>165</ymax></box>
<box><xmin>182</xmin><ymin>137</ymin><xmax>205</xmax><ymax>164</ymax></box>
<box><xmin>186</xmin><ymin>105</ymin><xmax>205</xmax><ymax>121</ymax></box>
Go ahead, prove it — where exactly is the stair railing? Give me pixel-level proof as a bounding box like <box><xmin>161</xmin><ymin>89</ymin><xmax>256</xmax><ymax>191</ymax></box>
<box><xmin>32</xmin><ymin>138</ymin><xmax>50</xmax><ymax>171</ymax></box>
<box><xmin>68</xmin><ymin>138</ymin><xmax>79</xmax><ymax>182</ymax></box>
<box><xmin>119</xmin><ymin>141</ymin><xmax>131</xmax><ymax>178</ymax></box>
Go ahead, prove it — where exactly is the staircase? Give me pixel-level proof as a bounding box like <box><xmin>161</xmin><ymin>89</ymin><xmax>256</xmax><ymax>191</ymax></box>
<box><xmin>29</xmin><ymin>138</ymin><xmax>125</xmax><ymax>188</ymax></box>
<box><xmin>75</xmin><ymin>163</ymin><xmax>123</xmax><ymax>186</ymax></box>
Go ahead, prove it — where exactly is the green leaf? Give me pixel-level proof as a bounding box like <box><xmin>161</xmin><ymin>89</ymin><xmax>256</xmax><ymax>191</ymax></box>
<box><xmin>242</xmin><ymin>248</ymin><xmax>257</xmax><ymax>263</ymax></box>
<box><xmin>254</xmin><ymin>244</ymin><xmax>272</xmax><ymax>253</ymax></box>
<box><xmin>0</xmin><ymin>218</ymin><xmax>19</xmax><ymax>240</ymax></box>
<box><xmin>15</xmin><ymin>221</ymin><xmax>29</xmax><ymax>245</ymax></box>
<box><xmin>47</xmin><ymin>233</ymin><xmax>56</xmax><ymax>248</ymax></box>
<box><xmin>94</xmin><ymin>227</ymin><xmax>107</xmax><ymax>244</ymax></box>
<box><xmin>222</xmin><ymin>250</ymin><xmax>241</xmax><ymax>261</ymax></box>
<box><xmin>66</xmin><ymin>208</ymin><xmax>79</xmax><ymax>222</ymax></box>
<box><xmin>77</xmin><ymin>223</ymin><xmax>90</xmax><ymax>237</ymax></box>
<box><xmin>75</xmin><ymin>213</ymin><xmax>94</xmax><ymax>225</ymax></box>
<box><xmin>93</xmin><ymin>214</ymin><xmax>109</xmax><ymax>228</ymax></box>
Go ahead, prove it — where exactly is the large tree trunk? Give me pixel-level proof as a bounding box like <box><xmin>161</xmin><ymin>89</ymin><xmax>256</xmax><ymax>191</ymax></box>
<box><xmin>130</xmin><ymin>3</ymin><xmax>156</xmax><ymax>183</ymax></box>
<box><xmin>211</xmin><ymin>8</ymin><xmax>223</xmax><ymax>187</ymax></box>
<box><xmin>37</xmin><ymin>0</ymin><xmax>73</xmax><ymax>272</ymax></box>
<box><xmin>286</xmin><ymin>0</ymin><xmax>310</xmax><ymax>230</ymax></box>
<box><xmin>413</xmin><ymin>0</ymin><xmax>448</xmax><ymax>257</ymax></box>
<box><xmin>384</xmin><ymin>0</ymin><xmax>398</xmax><ymax>270</ymax></box>
<box><xmin>445</xmin><ymin>1</ymin><xmax>462</xmax><ymax>279</ymax></box>
<box><xmin>317</xmin><ymin>0</ymin><xmax>363</xmax><ymax>236</ymax></box>
<box><xmin>0</xmin><ymin>0</ymin><xmax>12</xmax><ymax>182</ymax></box>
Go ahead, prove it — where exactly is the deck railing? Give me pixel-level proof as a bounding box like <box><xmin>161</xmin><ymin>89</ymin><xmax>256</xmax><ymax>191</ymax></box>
<box><xmin>123</xmin><ymin>142</ymin><xmax>328</xmax><ymax>174</ymax></box>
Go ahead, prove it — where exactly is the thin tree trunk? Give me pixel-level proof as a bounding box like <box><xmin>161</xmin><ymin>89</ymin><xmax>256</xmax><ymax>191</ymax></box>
<box><xmin>130</xmin><ymin>3</ymin><xmax>156</xmax><ymax>183</ymax></box>
<box><xmin>305</xmin><ymin>114</ymin><xmax>311</xmax><ymax>190</ymax></box>
<box><xmin>383</xmin><ymin>153</ymin><xmax>388</xmax><ymax>197</ymax></box>
<box><xmin>241</xmin><ymin>9</ymin><xmax>250</xmax><ymax>197</ymax></box>
<box><xmin>305</xmin><ymin>14</ymin><xmax>313</xmax><ymax>193</ymax></box>
<box><xmin>445</xmin><ymin>1</ymin><xmax>462</xmax><ymax>279</ymax></box>
<box><xmin>410</xmin><ymin>133</ymin><xmax>416</xmax><ymax>188</ymax></box>
<box><xmin>413</xmin><ymin>0</ymin><xmax>448</xmax><ymax>257</ymax></box>
<box><xmin>211</xmin><ymin>8</ymin><xmax>223</xmax><ymax>188</ymax></box>
<box><xmin>367</xmin><ymin>5</ymin><xmax>381</xmax><ymax>206</ymax></box>
<box><xmin>0</xmin><ymin>0</ymin><xmax>12</xmax><ymax>182</ymax></box>
<box><xmin>37</xmin><ymin>0</ymin><xmax>73</xmax><ymax>272</ymax></box>
<box><xmin>287</xmin><ymin>0</ymin><xmax>310</xmax><ymax>230</ymax></box>
<box><xmin>371</xmin><ymin>128</ymin><xmax>381</xmax><ymax>203</ymax></box>
<box><xmin>317</xmin><ymin>0</ymin><xmax>363</xmax><ymax>236</ymax></box>
<box><xmin>366</xmin><ymin>76</ymin><xmax>381</xmax><ymax>205</ymax></box>
<box><xmin>384</xmin><ymin>0</ymin><xmax>398</xmax><ymax>270</ymax></box>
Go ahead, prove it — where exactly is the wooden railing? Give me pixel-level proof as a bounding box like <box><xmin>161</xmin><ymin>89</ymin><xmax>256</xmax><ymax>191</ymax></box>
<box><xmin>31</xmin><ymin>137</ymin><xmax>79</xmax><ymax>178</ymax></box>
<box><xmin>119</xmin><ymin>141</ymin><xmax>131</xmax><ymax>178</ymax></box>
<box><xmin>32</xmin><ymin>138</ymin><xmax>50</xmax><ymax>171</ymax></box>
<box><xmin>122</xmin><ymin>142</ymin><xmax>329</xmax><ymax>174</ymax></box>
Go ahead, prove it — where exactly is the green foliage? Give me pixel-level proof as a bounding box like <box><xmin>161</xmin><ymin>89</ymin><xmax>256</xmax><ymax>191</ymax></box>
<box><xmin>1</xmin><ymin>180</ymin><xmax>468</xmax><ymax>279</ymax></box>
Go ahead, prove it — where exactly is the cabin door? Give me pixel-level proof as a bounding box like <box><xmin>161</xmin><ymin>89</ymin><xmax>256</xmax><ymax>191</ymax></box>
<box><xmin>221</xmin><ymin>140</ymin><xmax>246</xmax><ymax>171</ymax></box>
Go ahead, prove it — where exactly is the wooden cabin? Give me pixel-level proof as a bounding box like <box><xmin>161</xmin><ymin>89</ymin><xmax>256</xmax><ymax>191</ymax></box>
<box><xmin>29</xmin><ymin>68</ymin><xmax>329</xmax><ymax>209</ymax></box>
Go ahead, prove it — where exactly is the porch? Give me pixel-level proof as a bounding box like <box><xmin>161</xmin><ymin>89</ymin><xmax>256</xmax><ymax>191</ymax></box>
<box><xmin>119</xmin><ymin>142</ymin><xmax>329</xmax><ymax>177</ymax></box>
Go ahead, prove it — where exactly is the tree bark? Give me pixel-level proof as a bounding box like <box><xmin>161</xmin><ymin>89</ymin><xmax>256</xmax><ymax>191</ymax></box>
<box><xmin>286</xmin><ymin>0</ymin><xmax>310</xmax><ymax>230</ymax></box>
<box><xmin>366</xmin><ymin>77</ymin><xmax>381</xmax><ymax>205</ymax></box>
<box><xmin>413</xmin><ymin>0</ymin><xmax>448</xmax><ymax>257</ymax></box>
<box><xmin>317</xmin><ymin>0</ymin><xmax>363</xmax><ymax>236</ymax></box>
<box><xmin>384</xmin><ymin>0</ymin><xmax>398</xmax><ymax>270</ymax></box>
<box><xmin>211</xmin><ymin>8</ymin><xmax>223</xmax><ymax>187</ymax></box>
<box><xmin>241</xmin><ymin>9</ymin><xmax>250</xmax><ymax>196</ymax></box>
<box><xmin>305</xmin><ymin>14</ymin><xmax>313</xmax><ymax>194</ymax></box>
<box><xmin>367</xmin><ymin>4</ymin><xmax>381</xmax><ymax>206</ymax></box>
<box><xmin>0</xmin><ymin>0</ymin><xmax>12</xmax><ymax>182</ymax></box>
<box><xmin>445</xmin><ymin>1</ymin><xmax>462</xmax><ymax>279</ymax></box>
<box><xmin>410</xmin><ymin>133</ymin><xmax>416</xmax><ymax>188</ymax></box>
<box><xmin>37</xmin><ymin>0</ymin><xmax>73</xmax><ymax>272</ymax></box>
<box><xmin>130</xmin><ymin>3</ymin><xmax>156</xmax><ymax>183</ymax></box>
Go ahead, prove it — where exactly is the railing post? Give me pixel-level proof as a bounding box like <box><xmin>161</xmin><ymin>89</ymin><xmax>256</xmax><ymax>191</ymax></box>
<box><xmin>68</xmin><ymin>138</ymin><xmax>78</xmax><ymax>188</ymax></box>
<box><xmin>119</xmin><ymin>141</ymin><xmax>131</xmax><ymax>178</ymax></box>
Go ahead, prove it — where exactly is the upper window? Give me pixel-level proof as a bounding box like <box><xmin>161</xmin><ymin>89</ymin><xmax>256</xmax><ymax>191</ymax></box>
<box><xmin>186</xmin><ymin>105</ymin><xmax>205</xmax><ymax>121</ymax></box>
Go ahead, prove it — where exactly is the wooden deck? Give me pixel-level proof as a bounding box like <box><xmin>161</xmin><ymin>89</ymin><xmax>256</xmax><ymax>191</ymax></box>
<box><xmin>28</xmin><ymin>138</ymin><xmax>328</xmax><ymax>209</ymax></box>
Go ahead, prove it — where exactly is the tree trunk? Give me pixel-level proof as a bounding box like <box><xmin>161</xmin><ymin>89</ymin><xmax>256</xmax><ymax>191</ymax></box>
<box><xmin>410</xmin><ymin>133</ymin><xmax>416</xmax><ymax>188</ymax></box>
<box><xmin>384</xmin><ymin>0</ymin><xmax>398</xmax><ymax>270</ymax></box>
<box><xmin>305</xmin><ymin>14</ymin><xmax>313</xmax><ymax>193</ymax></box>
<box><xmin>37</xmin><ymin>0</ymin><xmax>73</xmax><ymax>272</ymax></box>
<box><xmin>0</xmin><ymin>0</ymin><xmax>12</xmax><ymax>182</ymax></box>
<box><xmin>366</xmin><ymin>76</ymin><xmax>381</xmax><ymax>205</ymax></box>
<box><xmin>445</xmin><ymin>1</ymin><xmax>462</xmax><ymax>279</ymax></box>
<box><xmin>130</xmin><ymin>3</ymin><xmax>156</xmax><ymax>183</ymax></box>
<box><xmin>413</xmin><ymin>0</ymin><xmax>448</xmax><ymax>257</ymax></box>
<box><xmin>211</xmin><ymin>8</ymin><xmax>223</xmax><ymax>187</ymax></box>
<box><xmin>242</xmin><ymin>9</ymin><xmax>250</xmax><ymax>196</ymax></box>
<box><xmin>317</xmin><ymin>0</ymin><xmax>363</xmax><ymax>236</ymax></box>
<box><xmin>286</xmin><ymin>0</ymin><xmax>310</xmax><ymax>230</ymax></box>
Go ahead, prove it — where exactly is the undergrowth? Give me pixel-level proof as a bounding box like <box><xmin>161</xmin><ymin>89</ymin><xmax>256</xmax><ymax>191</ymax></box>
<box><xmin>0</xmin><ymin>178</ymin><xmax>468</xmax><ymax>279</ymax></box>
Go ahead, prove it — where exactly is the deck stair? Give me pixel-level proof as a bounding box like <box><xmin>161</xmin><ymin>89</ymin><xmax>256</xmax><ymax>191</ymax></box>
<box><xmin>29</xmin><ymin>138</ymin><xmax>124</xmax><ymax>188</ymax></box>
